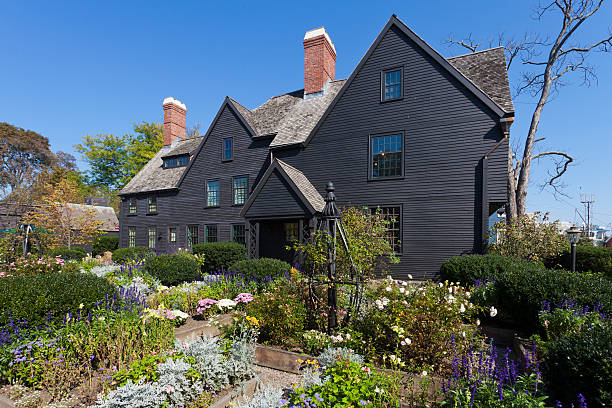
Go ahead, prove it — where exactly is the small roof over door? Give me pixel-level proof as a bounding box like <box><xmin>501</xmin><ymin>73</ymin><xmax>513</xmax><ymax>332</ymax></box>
<box><xmin>241</xmin><ymin>159</ymin><xmax>325</xmax><ymax>219</ymax></box>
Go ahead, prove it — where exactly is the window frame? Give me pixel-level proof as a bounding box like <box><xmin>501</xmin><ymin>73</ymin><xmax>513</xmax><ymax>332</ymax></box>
<box><xmin>163</xmin><ymin>155</ymin><xmax>189</xmax><ymax>169</ymax></box>
<box><xmin>232</xmin><ymin>175</ymin><xmax>249</xmax><ymax>206</ymax></box>
<box><xmin>380</xmin><ymin>66</ymin><xmax>404</xmax><ymax>102</ymax></box>
<box><xmin>186</xmin><ymin>224</ymin><xmax>199</xmax><ymax>249</ymax></box>
<box><xmin>222</xmin><ymin>137</ymin><xmax>233</xmax><ymax>162</ymax></box>
<box><xmin>147</xmin><ymin>195</ymin><xmax>158</xmax><ymax>214</ymax></box>
<box><xmin>168</xmin><ymin>226</ymin><xmax>177</xmax><ymax>243</ymax></box>
<box><xmin>127</xmin><ymin>198</ymin><xmax>137</xmax><ymax>216</ymax></box>
<box><xmin>205</xmin><ymin>179</ymin><xmax>220</xmax><ymax>208</ymax></box>
<box><xmin>232</xmin><ymin>224</ymin><xmax>246</xmax><ymax>245</ymax></box>
<box><xmin>368</xmin><ymin>131</ymin><xmax>405</xmax><ymax>181</ymax></box>
<box><xmin>148</xmin><ymin>226</ymin><xmax>157</xmax><ymax>249</ymax></box>
<box><xmin>128</xmin><ymin>226</ymin><xmax>136</xmax><ymax>248</ymax></box>
<box><xmin>205</xmin><ymin>224</ymin><xmax>218</xmax><ymax>243</ymax></box>
<box><xmin>368</xmin><ymin>204</ymin><xmax>403</xmax><ymax>254</ymax></box>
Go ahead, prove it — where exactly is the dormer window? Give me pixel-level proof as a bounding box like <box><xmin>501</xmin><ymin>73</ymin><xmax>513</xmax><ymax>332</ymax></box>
<box><xmin>381</xmin><ymin>68</ymin><xmax>403</xmax><ymax>101</ymax></box>
<box><xmin>223</xmin><ymin>137</ymin><xmax>233</xmax><ymax>161</ymax></box>
<box><xmin>163</xmin><ymin>155</ymin><xmax>189</xmax><ymax>169</ymax></box>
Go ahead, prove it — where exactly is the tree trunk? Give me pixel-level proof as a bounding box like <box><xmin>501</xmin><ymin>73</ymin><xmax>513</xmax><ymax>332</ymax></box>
<box><xmin>507</xmin><ymin>147</ymin><xmax>518</xmax><ymax>222</ymax></box>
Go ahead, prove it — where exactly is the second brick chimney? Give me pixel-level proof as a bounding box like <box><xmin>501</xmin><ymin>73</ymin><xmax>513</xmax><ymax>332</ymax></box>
<box><xmin>162</xmin><ymin>97</ymin><xmax>187</xmax><ymax>147</ymax></box>
<box><xmin>303</xmin><ymin>27</ymin><xmax>336</xmax><ymax>96</ymax></box>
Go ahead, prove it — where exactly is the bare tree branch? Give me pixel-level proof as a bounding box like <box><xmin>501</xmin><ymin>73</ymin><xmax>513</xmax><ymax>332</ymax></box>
<box><xmin>445</xmin><ymin>33</ymin><xmax>480</xmax><ymax>52</ymax></box>
<box><xmin>532</xmin><ymin>151</ymin><xmax>574</xmax><ymax>186</ymax></box>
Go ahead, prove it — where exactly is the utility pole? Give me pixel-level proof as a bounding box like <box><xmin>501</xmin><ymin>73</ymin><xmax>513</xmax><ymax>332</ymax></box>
<box><xmin>580</xmin><ymin>194</ymin><xmax>595</xmax><ymax>238</ymax></box>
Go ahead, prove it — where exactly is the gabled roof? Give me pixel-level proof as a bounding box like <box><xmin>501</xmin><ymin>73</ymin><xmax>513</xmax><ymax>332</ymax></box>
<box><xmin>64</xmin><ymin>203</ymin><xmax>119</xmax><ymax>232</ymax></box>
<box><xmin>447</xmin><ymin>47</ymin><xmax>514</xmax><ymax>113</ymax></box>
<box><xmin>240</xmin><ymin>159</ymin><xmax>325</xmax><ymax>217</ymax></box>
<box><xmin>119</xmin><ymin>136</ymin><xmax>203</xmax><ymax>195</ymax></box>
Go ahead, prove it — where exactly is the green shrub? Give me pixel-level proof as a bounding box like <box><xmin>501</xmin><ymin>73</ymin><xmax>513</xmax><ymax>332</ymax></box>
<box><xmin>93</xmin><ymin>235</ymin><xmax>119</xmax><ymax>256</ymax></box>
<box><xmin>192</xmin><ymin>242</ymin><xmax>246</xmax><ymax>273</ymax></box>
<box><xmin>0</xmin><ymin>272</ymin><xmax>117</xmax><ymax>326</ymax></box>
<box><xmin>543</xmin><ymin>323</ymin><xmax>612</xmax><ymax>407</ymax></box>
<box><xmin>439</xmin><ymin>254</ymin><xmax>545</xmax><ymax>285</ymax></box>
<box><xmin>546</xmin><ymin>245</ymin><xmax>612</xmax><ymax>277</ymax></box>
<box><xmin>48</xmin><ymin>246</ymin><xmax>86</xmax><ymax>261</ymax></box>
<box><xmin>144</xmin><ymin>253</ymin><xmax>200</xmax><ymax>286</ymax></box>
<box><xmin>231</xmin><ymin>257</ymin><xmax>291</xmax><ymax>280</ymax></box>
<box><xmin>112</xmin><ymin>247</ymin><xmax>153</xmax><ymax>264</ymax></box>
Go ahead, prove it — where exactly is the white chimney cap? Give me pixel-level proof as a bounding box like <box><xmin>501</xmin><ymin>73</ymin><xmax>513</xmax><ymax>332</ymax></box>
<box><xmin>304</xmin><ymin>27</ymin><xmax>336</xmax><ymax>53</ymax></box>
<box><xmin>163</xmin><ymin>97</ymin><xmax>187</xmax><ymax>111</ymax></box>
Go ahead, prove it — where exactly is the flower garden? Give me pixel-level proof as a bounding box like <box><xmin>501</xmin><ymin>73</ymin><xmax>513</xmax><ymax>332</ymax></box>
<box><xmin>1</xmin><ymin>234</ymin><xmax>611</xmax><ymax>407</ymax></box>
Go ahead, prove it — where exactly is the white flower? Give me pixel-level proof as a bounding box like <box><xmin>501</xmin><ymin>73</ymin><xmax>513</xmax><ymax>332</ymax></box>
<box><xmin>399</xmin><ymin>287</ymin><xmax>405</xmax><ymax>294</ymax></box>
<box><xmin>79</xmin><ymin>303</ymin><xmax>84</xmax><ymax>309</ymax></box>
<box><xmin>448</xmin><ymin>287</ymin><xmax>453</xmax><ymax>294</ymax></box>
<box><xmin>462</xmin><ymin>331</ymin><xmax>466</xmax><ymax>338</ymax></box>
<box><xmin>385</xmin><ymin>286</ymin><xmax>392</xmax><ymax>292</ymax></box>
<box><xmin>400</xmin><ymin>340</ymin><xmax>406</xmax><ymax>346</ymax></box>
<box><xmin>98</xmin><ymin>316</ymin><xmax>105</xmax><ymax>321</ymax></box>
<box><xmin>466</xmin><ymin>291</ymin><xmax>471</xmax><ymax>297</ymax></box>
<box><xmin>490</xmin><ymin>306</ymin><xmax>498</xmax><ymax>317</ymax></box>
<box><xmin>476</xmin><ymin>319</ymin><xmax>481</xmax><ymax>326</ymax></box>
<box><xmin>447</xmin><ymin>295</ymin><xmax>455</xmax><ymax>303</ymax></box>
<box><xmin>459</xmin><ymin>304</ymin><xmax>466</xmax><ymax>313</ymax></box>
<box><xmin>407</xmin><ymin>274</ymin><xmax>413</xmax><ymax>280</ymax></box>
<box><xmin>374</xmin><ymin>387</ymin><xmax>381</xmax><ymax>393</ymax></box>
<box><xmin>405</xmin><ymin>338</ymin><xmax>411</xmax><ymax>345</ymax></box>
<box><xmin>217</xmin><ymin>298</ymin><xmax>237</xmax><ymax>310</ymax></box>
<box><xmin>172</xmin><ymin>310</ymin><xmax>189</xmax><ymax>320</ymax></box>
<box><xmin>421</xmin><ymin>370</ymin><xmax>428</xmax><ymax>377</ymax></box>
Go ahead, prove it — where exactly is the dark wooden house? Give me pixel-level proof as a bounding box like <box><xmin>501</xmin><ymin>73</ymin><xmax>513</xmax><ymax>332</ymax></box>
<box><xmin>118</xmin><ymin>16</ymin><xmax>514</xmax><ymax>279</ymax></box>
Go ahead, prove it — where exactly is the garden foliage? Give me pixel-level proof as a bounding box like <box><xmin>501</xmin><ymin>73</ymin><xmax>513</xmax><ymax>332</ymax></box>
<box><xmin>0</xmin><ymin>272</ymin><xmax>117</xmax><ymax>326</ymax></box>
<box><xmin>144</xmin><ymin>253</ymin><xmax>200</xmax><ymax>286</ymax></box>
<box><xmin>112</xmin><ymin>246</ymin><xmax>153</xmax><ymax>264</ymax></box>
<box><xmin>192</xmin><ymin>241</ymin><xmax>247</xmax><ymax>273</ymax></box>
<box><xmin>546</xmin><ymin>245</ymin><xmax>612</xmax><ymax>277</ymax></box>
<box><xmin>2</xmin><ymin>254</ymin><xmax>65</xmax><ymax>276</ymax></box>
<box><xmin>48</xmin><ymin>245</ymin><xmax>86</xmax><ymax>261</ymax></box>
<box><xmin>231</xmin><ymin>257</ymin><xmax>291</xmax><ymax>280</ymax></box>
<box><xmin>93</xmin><ymin>235</ymin><xmax>119</xmax><ymax>256</ymax></box>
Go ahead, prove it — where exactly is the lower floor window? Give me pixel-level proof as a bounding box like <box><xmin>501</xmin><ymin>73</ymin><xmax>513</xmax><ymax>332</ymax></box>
<box><xmin>128</xmin><ymin>227</ymin><xmax>136</xmax><ymax>248</ymax></box>
<box><xmin>187</xmin><ymin>225</ymin><xmax>199</xmax><ymax>248</ymax></box>
<box><xmin>371</xmin><ymin>206</ymin><xmax>401</xmax><ymax>253</ymax></box>
<box><xmin>148</xmin><ymin>227</ymin><xmax>156</xmax><ymax>249</ymax></box>
<box><xmin>232</xmin><ymin>224</ymin><xmax>246</xmax><ymax>245</ymax></box>
<box><xmin>206</xmin><ymin>225</ymin><xmax>218</xmax><ymax>243</ymax></box>
<box><xmin>284</xmin><ymin>222</ymin><xmax>298</xmax><ymax>243</ymax></box>
<box><xmin>169</xmin><ymin>227</ymin><xmax>177</xmax><ymax>243</ymax></box>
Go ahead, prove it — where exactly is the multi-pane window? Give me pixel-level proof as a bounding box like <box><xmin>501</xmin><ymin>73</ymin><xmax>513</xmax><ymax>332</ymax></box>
<box><xmin>284</xmin><ymin>222</ymin><xmax>299</xmax><ymax>243</ymax></box>
<box><xmin>128</xmin><ymin>198</ymin><xmax>137</xmax><ymax>214</ymax></box>
<box><xmin>223</xmin><ymin>138</ymin><xmax>233</xmax><ymax>161</ymax></box>
<box><xmin>169</xmin><ymin>227</ymin><xmax>177</xmax><ymax>243</ymax></box>
<box><xmin>187</xmin><ymin>225</ymin><xmax>199</xmax><ymax>248</ymax></box>
<box><xmin>371</xmin><ymin>206</ymin><xmax>401</xmax><ymax>253</ymax></box>
<box><xmin>148</xmin><ymin>195</ymin><xmax>157</xmax><ymax>213</ymax></box>
<box><xmin>128</xmin><ymin>227</ymin><xmax>136</xmax><ymax>248</ymax></box>
<box><xmin>163</xmin><ymin>155</ymin><xmax>189</xmax><ymax>168</ymax></box>
<box><xmin>371</xmin><ymin>134</ymin><xmax>402</xmax><ymax>178</ymax></box>
<box><xmin>148</xmin><ymin>226</ymin><xmax>156</xmax><ymax>249</ymax></box>
<box><xmin>233</xmin><ymin>176</ymin><xmax>248</xmax><ymax>205</ymax></box>
<box><xmin>232</xmin><ymin>224</ymin><xmax>246</xmax><ymax>245</ymax></box>
<box><xmin>382</xmin><ymin>69</ymin><xmax>402</xmax><ymax>101</ymax></box>
<box><xmin>206</xmin><ymin>225</ymin><xmax>218</xmax><ymax>243</ymax></box>
<box><xmin>207</xmin><ymin>181</ymin><xmax>219</xmax><ymax>207</ymax></box>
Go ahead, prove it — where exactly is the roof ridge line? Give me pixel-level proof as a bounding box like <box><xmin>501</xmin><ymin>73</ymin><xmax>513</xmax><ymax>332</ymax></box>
<box><xmin>447</xmin><ymin>46</ymin><xmax>504</xmax><ymax>60</ymax></box>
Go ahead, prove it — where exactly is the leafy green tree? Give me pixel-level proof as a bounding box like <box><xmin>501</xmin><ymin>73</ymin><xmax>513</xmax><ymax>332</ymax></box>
<box><xmin>75</xmin><ymin>122</ymin><xmax>163</xmax><ymax>190</ymax></box>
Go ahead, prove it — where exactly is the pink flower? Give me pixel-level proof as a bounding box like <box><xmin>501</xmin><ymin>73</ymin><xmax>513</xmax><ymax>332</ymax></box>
<box><xmin>234</xmin><ymin>293</ymin><xmax>254</xmax><ymax>304</ymax></box>
<box><xmin>196</xmin><ymin>299</ymin><xmax>218</xmax><ymax>314</ymax></box>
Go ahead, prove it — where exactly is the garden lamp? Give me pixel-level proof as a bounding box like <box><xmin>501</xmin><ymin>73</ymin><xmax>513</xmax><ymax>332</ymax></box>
<box><xmin>566</xmin><ymin>225</ymin><xmax>581</xmax><ymax>272</ymax></box>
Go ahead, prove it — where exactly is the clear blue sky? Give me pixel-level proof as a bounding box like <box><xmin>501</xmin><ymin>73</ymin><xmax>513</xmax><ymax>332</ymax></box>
<box><xmin>2</xmin><ymin>0</ymin><xmax>611</xmax><ymax>228</ymax></box>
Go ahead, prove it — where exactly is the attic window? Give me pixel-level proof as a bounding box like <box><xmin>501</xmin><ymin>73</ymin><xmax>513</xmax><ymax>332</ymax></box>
<box><xmin>381</xmin><ymin>68</ymin><xmax>403</xmax><ymax>101</ymax></box>
<box><xmin>163</xmin><ymin>155</ymin><xmax>189</xmax><ymax>169</ymax></box>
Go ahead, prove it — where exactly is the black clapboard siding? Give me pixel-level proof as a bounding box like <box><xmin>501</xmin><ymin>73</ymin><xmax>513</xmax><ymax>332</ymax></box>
<box><xmin>245</xmin><ymin>170</ymin><xmax>310</xmax><ymax>218</ymax></box>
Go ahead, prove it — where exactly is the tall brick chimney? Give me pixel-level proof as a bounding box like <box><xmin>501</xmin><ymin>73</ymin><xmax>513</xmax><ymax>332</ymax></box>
<box><xmin>162</xmin><ymin>97</ymin><xmax>187</xmax><ymax>147</ymax></box>
<box><xmin>303</xmin><ymin>27</ymin><xmax>336</xmax><ymax>96</ymax></box>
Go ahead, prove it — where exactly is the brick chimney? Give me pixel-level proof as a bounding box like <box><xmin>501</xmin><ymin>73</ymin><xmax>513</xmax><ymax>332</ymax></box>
<box><xmin>162</xmin><ymin>97</ymin><xmax>187</xmax><ymax>146</ymax></box>
<box><xmin>303</xmin><ymin>27</ymin><xmax>336</xmax><ymax>96</ymax></box>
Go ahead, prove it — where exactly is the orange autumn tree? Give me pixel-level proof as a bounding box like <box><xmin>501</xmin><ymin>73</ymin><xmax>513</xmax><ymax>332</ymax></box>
<box><xmin>23</xmin><ymin>178</ymin><xmax>103</xmax><ymax>249</ymax></box>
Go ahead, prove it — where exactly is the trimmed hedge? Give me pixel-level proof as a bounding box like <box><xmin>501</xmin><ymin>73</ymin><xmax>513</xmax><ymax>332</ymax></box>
<box><xmin>48</xmin><ymin>246</ymin><xmax>87</xmax><ymax>261</ymax></box>
<box><xmin>0</xmin><ymin>272</ymin><xmax>117</xmax><ymax>327</ymax></box>
<box><xmin>232</xmin><ymin>258</ymin><xmax>291</xmax><ymax>280</ymax></box>
<box><xmin>144</xmin><ymin>253</ymin><xmax>200</xmax><ymax>286</ymax></box>
<box><xmin>192</xmin><ymin>242</ymin><xmax>247</xmax><ymax>273</ymax></box>
<box><xmin>543</xmin><ymin>323</ymin><xmax>612</xmax><ymax>407</ymax></box>
<box><xmin>112</xmin><ymin>247</ymin><xmax>154</xmax><ymax>264</ymax></box>
<box><xmin>440</xmin><ymin>254</ymin><xmax>612</xmax><ymax>332</ymax></box>
<box><xmin>93</xmin><ymin>235</ymin><xmax>119</xmax><ymax>256</ymax></box>
<box><xmin>545</xmin><ymin>245</ymin><xmax>612</xmax><ymax>278</ymax></box>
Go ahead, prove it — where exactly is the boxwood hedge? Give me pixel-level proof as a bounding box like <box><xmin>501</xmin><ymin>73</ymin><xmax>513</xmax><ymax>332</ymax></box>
<box><xmin>232</xmin><ymin>257</ymin><xmax>291</xmax><ymax>280</ymax></box>
<box><xmin>112</xmin><ymin>247</ymin><xmax>154</xmax><ymax>264</ymax></box>
<box><xmin>144</xmin><ymin>253</ymin><xmax>200</xmax><ymax>286</ymax></box>
<box><xmin>0</xmin><ymin>272</ymin><xmax>117</xmax><ymax>327</ymax></box>
<box><xmin>545</xmin><ymin>245</ymin><xmax>612</xmax><ymax>278</ymax></box>
<box><xmin>192</xmin><ymin>242</ymin><xmax>247</xmax><ymax>273</ymax></box>
<box><xmin>48</xmin><ymin>246</ymin><xmax>87</xmax><ymax>261</ymax></box>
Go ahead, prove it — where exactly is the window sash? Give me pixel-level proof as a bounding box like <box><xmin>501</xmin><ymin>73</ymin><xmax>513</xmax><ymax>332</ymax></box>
<box><xmin>148</xmin><ymin>227</ymin><xmax>156</xmax><ymax>249</ymax></box>
<box><xmin>128</xmin><ymin>199</ymin><xmax>137</xmax><ymax>214</ymax></box>
<box><xmin>128</xmin><ymin>227</ymin><xmax>136</xmax><ymax>248</ymax></box>
<box><xmin>383</xmin><ymin>69</ymin><xmax>402</xmax><ymax>100</ymax></box>
<box><xmin>233</xmin><ymin>177</ymin><xmax>248</xmax><ymax>205</ymax></box>
<box><xmin>148</xmin><ymin>196</ymin><xmax>157</xmax><ymax>213</ymax></box>
<box><xmin>206</xmin><ymin>225</ymin><xmax>218</xmax><ymax>243</ymax></box>
<box><xmin>371</xmin><ymin>206</ymin><xmax>401</xmax><ymax>253</ymax></box>
<box><xmin>207</xmin><ymin>181</ymin><xmax>219</xmax><ymax>207</ymax></box>
<box><xmin>169</xmin><ymin>227</ymin><xmax>177</xmax><ymax>243</ymax></box>
<box><xmin>187</xmin><ymin>225</ymin><xmax>199</xmax><ymax>248</ymax></box>
<box><xmin>371</xmin><ymin>134</ymin><xmax>403</xmax><ymax>178</ymax></box>
<box><xmin>223</xmin><ymin>138</ymin><xmax>233</xmax><ymax>160</ymax></box>
<box><xmin>164</xmin><ymin>155</ymin><xmax>189</xmax><ymax>169</ymax></box>
<box><xmin>232</xmin><ymin>224</ymin><xmax>245</xmax><ymax>245</ymax></box>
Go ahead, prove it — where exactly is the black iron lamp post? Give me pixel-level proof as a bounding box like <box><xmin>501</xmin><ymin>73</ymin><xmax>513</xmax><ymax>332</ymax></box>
<box><xmin>566</xmin><ymin>225</ymin><xmax>581</xmax><ymax>272</ymax></box>
<box><xmin>321</xmin><ymin>181</ymin><xmax>340</xmax><ymax>332</ymax></box>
